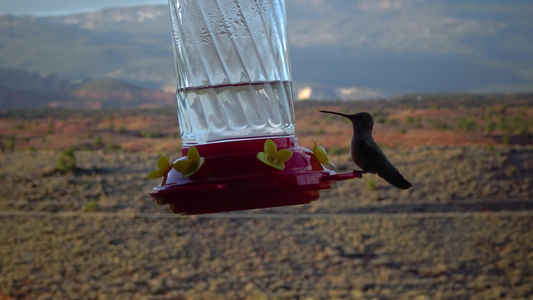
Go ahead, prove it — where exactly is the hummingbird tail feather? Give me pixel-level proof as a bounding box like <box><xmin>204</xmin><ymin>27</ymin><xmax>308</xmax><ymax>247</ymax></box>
<box><xmin>378</xmin><ymin>169</ymin><xmax>412</xmax><ymax>190</ymax></box>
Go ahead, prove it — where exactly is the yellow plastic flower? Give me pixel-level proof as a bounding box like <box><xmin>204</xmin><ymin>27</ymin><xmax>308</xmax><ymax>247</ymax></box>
<box><xmin>147</xmin><ymin>155</ymin><xmax>174</xmax><ymax>179</ymax></box>
<box><xmin>256</xmin><ymin>139</ymin><xmax>293</xmax><ymax>170</ymax></box>
<box><xmin>313</xmin><ymin>139</ymin><xmax>336</xmax><ymax>168</ymax></box>
<box><xmin>173</xmin><ymin>146</ymin><xmax>205</xmax><ymax>178</ymax></box>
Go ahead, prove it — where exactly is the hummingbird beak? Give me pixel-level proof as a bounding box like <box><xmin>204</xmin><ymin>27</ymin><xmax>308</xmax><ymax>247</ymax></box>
<box><xmin>320</xmin><ymin>110</ymin><xmax>349</xmax><ymax>118</ymax></box>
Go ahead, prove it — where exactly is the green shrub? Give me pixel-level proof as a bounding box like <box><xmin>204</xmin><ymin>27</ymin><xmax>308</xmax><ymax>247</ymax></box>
<box><xmin>93</xmin><ymin>136</ymin><xmax>104</xmax><ymax>148</ymax></box>
<box><xmin>375</xmin><ymin>115</ymin><xmax>386</xmax><ymax>124</ymax></box>
<box><xmin>5</xmin><ymin>136</ymin><xmax>16</xmax><ymax>151</ymax></box>
<box><xmin>415</xmin><ymin>117</ymin><xmax>423</xmax><ymax>128</ymax></box>
<box><xmin>141</xmin><ymin>131</ymin><xmax>164</xmax><ymax>138</ymax></box>
<box><xmin>385</xmin><ymin>117</ymin><xmax>397</xmax><ymax>126</ymax></box>
<box><xmin>328</xmin><ymin>146</ymin><xmax>349</xmax><ymax>155</ymax></box>
<box><xmin>56</xmin><ymin>148</ymin><xmax>77</xmax><ymax>172</ymax></box>
<box><xmin>366</xmin><ymin>179</ymin><xmax>376</xmax><ymax>192</ymax></box>
<box><xmin>105</xmin><ymin>143</ymin><xmax>122</xmax><ymax>151</ymax></box>
<box><xmin>502</xmin><ymin>133</ymin><xmax>512</xmax><ymax>145</ymax></box>
<box><xmin>456</xmin><ymin>117</ymin><xmax>478</xmax><ymax>132</ymax></box>
<box><xmin>518</xmin><ymin>125</ymin><xmax>531</xmax><ymax>137</ymax></box>
<box><xmin>86</xmin><ymin>199</ymin><xmax>100</xmax><ymax>212</ymax></box>
<box><xmin>496</xmin><ymin>117</ymin><xmax>508</xmax><ymax>131</ymax></box>
<box><xmin>426</xmin><ymin>118</ymin><xmax>451</xmax><ymax>130</ymax></box>
<box><xmin>485</xmin><ymin>121</ymin><xmax>496</xmax><ymax>134</ymax></box>
<box><xmin>47</xmin><ymin>120</ymin><xmax>54</xmax><ymax>134</ymax></box>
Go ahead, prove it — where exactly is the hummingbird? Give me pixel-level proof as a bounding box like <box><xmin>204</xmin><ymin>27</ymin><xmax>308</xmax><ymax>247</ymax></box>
<box><xmin>320</xmin><ymin>110</ymin><xmax>412</xmax><ymax>190</ymax></box>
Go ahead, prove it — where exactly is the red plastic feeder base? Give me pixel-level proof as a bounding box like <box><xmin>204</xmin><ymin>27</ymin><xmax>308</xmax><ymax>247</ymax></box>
<box><xmin>150</xmin><ymin>137</ymin><xmax>361</xmax><ymax>214</ymax></box>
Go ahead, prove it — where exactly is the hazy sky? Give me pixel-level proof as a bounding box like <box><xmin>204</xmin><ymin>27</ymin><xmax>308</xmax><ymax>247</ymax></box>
<box><xmin>0</xmin><ymin>0</ymin><xmax>166</xmax><ymax>16</ymax></box>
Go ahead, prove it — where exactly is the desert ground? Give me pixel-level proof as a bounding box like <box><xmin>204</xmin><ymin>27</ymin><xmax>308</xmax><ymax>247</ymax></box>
<box><xmin>1</xmin><ymin>96</ymin><xmax>532</xmax><ymax>299</ymax></box>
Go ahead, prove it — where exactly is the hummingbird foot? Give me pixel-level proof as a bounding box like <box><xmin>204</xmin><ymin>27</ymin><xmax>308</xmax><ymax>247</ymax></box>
<box><xmin>353</xmin><ymin>169</ymin><xmax>366</xmax><ymax>178</ymax></box>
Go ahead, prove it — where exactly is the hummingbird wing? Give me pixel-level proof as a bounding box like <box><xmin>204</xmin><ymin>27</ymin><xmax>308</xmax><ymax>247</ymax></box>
<box><xmin>361</xmin><ymin>137</ymin><xmax>412</xmax><ymax>190</ymax></box>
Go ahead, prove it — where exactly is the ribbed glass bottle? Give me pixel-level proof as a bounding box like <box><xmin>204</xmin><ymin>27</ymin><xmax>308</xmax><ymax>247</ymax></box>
<box><xmin>169</xmin><ymin>0</ymin><xmax>295</xmax><ymax>146</ymax></box>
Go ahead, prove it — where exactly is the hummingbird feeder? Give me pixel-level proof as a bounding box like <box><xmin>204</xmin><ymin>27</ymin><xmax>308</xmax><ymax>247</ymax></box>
<box><xmin>150</xmin><ymin>0</ymin><xmax>362</xmax><ymax>214</ymax></box>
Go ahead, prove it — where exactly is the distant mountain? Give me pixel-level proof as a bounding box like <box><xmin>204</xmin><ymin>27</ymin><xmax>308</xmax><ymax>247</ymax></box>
<box><xmin>0</xmin><ymin>68</ymin><xmax>74</xmax><ymax>93</ymax></box>
<box><xmin>0</xmin><ymin>10</ymin><xmax>175</xmax><ymax>90</ymax></box>
<box><xmin>0</xmin><ymin>89</ymin><xmax>69</xmax><ymax>109</ymax></box>
<box><xmin>75</xmin><ymin>78</ymin><xmax>141</xmax><ymax>93</ymax></box>
<box><xmin>0</xmin><ymin>69</ymin><xmax>173</xmax><ymax>109</ymax></box>
<box><xmin>69</xmin><ymin>78</ymin><xmax>174</xmax><ymax>109</ymax></box>
<box><xmin>1</xmin><ymin>1</ymin><xmax>532</xmax><ymax>101</ymax></box>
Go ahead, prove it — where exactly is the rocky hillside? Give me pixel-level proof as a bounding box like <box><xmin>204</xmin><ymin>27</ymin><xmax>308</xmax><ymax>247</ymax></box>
<box><xmin>0</xmin><ymin>70</ymin><xmax>174</xmax><ymax>109</ymax></box>
<box><xmin>2</xmin><ymin>2</ymin><xmax>533</xmax><ymax>98</ymax></box>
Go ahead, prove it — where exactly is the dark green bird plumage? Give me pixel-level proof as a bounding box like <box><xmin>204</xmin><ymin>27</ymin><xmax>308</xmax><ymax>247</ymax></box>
<box><xmin>320</xmin><ymin>110</ymin><xmax>412</xmax><ymax>190</ymax></box>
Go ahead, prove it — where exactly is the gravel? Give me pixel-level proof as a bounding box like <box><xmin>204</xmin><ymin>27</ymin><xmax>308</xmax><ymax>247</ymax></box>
<box><xmin>1</xmin><ymin>146</ymin><xmax>532</xmax><ymax>299</ymax></box>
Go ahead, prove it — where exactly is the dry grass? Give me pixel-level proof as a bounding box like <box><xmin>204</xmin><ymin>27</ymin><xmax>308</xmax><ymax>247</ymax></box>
<box><xmin>0</xmin><ymin>97</ymin><xmax>532</xmax><ymax>299</ymax></box>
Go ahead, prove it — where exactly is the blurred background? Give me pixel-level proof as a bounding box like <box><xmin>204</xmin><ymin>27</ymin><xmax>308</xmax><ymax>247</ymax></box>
<box><xmin>1</xmin><ymin>1</ymin><xmax>532</xmax><ymax>299</ymax></box>
<box><xmin>1</xmin><ymin>0</ymin><xmax>533</xmax><ymax>107</ymax></box>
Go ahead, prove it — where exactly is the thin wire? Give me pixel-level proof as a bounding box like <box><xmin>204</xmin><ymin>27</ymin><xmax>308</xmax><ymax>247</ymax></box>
<box><xmin>0</xmin><ymin>200</ymin><xmax>150</xmax><ymax>207</ymax></box>
<box><xmin>0</xmin><ymin>210</ymin><xmax>532</xmax><ymax>219</ymax></box>
<box><xmin>0</xmin><ymin>198</ymin><xmax>531</xmax><ymax>208</ymax></box>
